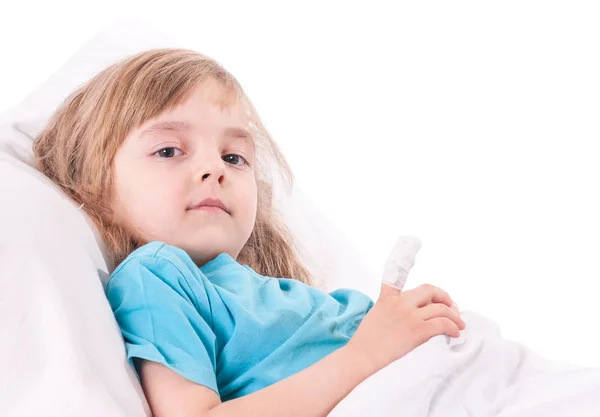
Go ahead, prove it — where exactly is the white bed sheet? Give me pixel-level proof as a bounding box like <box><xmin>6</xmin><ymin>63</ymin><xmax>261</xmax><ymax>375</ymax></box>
<box><xmin>330</xmin><ymin>311</ymin><xmax>600</xmax><ymax>417</ymax></box>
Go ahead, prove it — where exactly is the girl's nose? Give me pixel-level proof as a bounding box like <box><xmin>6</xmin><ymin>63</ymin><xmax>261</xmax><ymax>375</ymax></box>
<box><xmin>194</xmin><ymin>155</ymin><xmax>226</xmax><ymax>185</ymax></box>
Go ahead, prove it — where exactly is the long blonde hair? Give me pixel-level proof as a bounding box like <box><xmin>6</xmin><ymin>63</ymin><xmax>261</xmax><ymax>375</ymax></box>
<box><xmin>33</xmin><ymin>48</ymin><xmax>312</xmax><ymax>285</ymax></box>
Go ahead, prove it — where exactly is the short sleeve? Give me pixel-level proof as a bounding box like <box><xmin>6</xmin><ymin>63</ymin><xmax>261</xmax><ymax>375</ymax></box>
<box><xmin>105</xmin><ymin>252</ymin><xmax>219</xmax><ymax>396</ymax></box>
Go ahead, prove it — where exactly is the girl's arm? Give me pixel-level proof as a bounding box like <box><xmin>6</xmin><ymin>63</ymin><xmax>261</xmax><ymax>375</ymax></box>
<box><xmin>138</xmin><ymin>344</ymin><xmax>374</xmax><ymax>417</ymax></box>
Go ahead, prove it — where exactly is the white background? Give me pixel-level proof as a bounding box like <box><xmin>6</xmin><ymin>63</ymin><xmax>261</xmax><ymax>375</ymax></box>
<box><xmin>1</xmin><ymin>1</ymin><xmax>598</xmax><ymax>367</ymax></box>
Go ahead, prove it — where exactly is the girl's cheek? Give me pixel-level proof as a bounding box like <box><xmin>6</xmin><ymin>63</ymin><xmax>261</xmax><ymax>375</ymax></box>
<box><xmin>139</xmin><ymin>177</ymin><xmax>186</xmax><ymax>211</ymax></box>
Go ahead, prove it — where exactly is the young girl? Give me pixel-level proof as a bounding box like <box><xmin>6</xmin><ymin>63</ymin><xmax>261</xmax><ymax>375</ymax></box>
<box><xmin>32</xmin><ymin>48</ymin><xmax>466</xmax><ymax>416</ymax></box>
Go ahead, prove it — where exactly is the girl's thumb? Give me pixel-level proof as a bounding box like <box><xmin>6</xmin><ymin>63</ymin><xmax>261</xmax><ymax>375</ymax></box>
<box><xmin>380</xmin><ymin>235</ymin><xmax>422</xmax><ymax>297</ymax></box>
<box><xmin>379</xmin><ymin>282</ymin><xmax>402</xmax><ymax>298</ymax></box>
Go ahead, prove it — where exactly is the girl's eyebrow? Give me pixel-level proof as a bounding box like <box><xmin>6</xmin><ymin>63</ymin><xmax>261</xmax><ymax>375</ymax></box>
<box><xmin>137</xmin><ymin>120</ymin><xmax>254</xmax><ymax>146</ymax></box>
<box><xmin>137</xmin><ymin>120</ymin><xmax>192</xmax><ymax>138</ymax></box>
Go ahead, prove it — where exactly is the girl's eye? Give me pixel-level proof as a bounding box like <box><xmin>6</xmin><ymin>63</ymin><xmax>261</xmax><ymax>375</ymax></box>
<box><xmin>154</xmin><ymin>147</ymin><xmax>183</xmax><ymax>158</ymax></box>
<box><xmin>223</xmin><ymin>154</ymin><xmax>248</xmax><ymax>166</ymax></box>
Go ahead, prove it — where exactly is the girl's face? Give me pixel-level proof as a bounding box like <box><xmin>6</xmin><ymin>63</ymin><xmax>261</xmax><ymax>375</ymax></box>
<box><xmin>112</xmin><ymin>83</ymin><xmax>258</xmax><ymax>266</ymax></box>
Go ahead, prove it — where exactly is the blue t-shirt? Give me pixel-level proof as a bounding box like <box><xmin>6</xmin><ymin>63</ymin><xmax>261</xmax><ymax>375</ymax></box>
<box><xmin>105</xmin><ymin>241</ymin><xmax>374</xmax><ymax>401</ymax></box>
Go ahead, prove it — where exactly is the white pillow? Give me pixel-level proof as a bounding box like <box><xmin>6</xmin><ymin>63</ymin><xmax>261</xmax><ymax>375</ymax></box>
<box><xmin>0</xmin><ymin>19</ymin><xmax>378</xmax><ymax>417</ymax></box>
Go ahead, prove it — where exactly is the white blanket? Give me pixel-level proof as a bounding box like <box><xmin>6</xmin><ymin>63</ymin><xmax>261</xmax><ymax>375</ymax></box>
<box><xmin>330</xmin><ymin>311</ymin><xmax>600</xmax><ymax>417</ymax></box>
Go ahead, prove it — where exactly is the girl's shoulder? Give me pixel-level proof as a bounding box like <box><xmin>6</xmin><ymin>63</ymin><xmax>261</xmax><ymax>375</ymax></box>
<box><xmin>113</xmin><ymin>240</ymin><xmax>189</xmax><ymax>268</ymax></box>
<box><xmin>105</xmin><ymin>242</ymin><xmax>218</xmax><ymax>313</ymax></box>
<box><xmin>107</xmin><ymin>241</ymin><xmax>198</xmax><ymax>287</ymax></box>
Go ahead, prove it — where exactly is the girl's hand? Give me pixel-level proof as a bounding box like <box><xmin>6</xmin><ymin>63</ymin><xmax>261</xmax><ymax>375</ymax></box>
<box><xmin>347</xmin><ymin>282</ymin><xmax>465</xmax><ymax>375</ymax></box>
<box><xmin>346</xmin><ymin>235</ymin><xmax>464</xmax><ymax>375</ymax></box>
